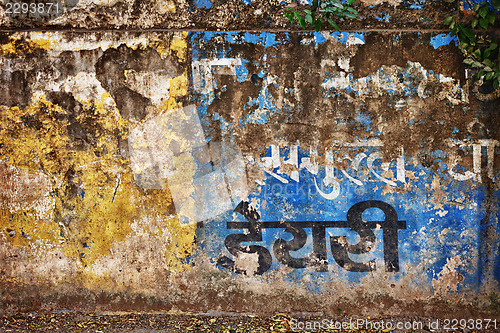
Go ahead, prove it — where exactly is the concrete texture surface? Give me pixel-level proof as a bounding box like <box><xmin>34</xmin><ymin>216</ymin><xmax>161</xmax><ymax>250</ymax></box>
<box><xmin>0</xmin><ymin>0</ymin><xmax>499</xmax><ymax>319</ymax></box>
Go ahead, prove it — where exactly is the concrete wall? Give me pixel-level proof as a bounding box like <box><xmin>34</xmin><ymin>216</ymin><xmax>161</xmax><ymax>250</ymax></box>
<box><xmin>0</xmin><ymin>0</ymin><xmax>499</xmax><ymax>317</ymax></box>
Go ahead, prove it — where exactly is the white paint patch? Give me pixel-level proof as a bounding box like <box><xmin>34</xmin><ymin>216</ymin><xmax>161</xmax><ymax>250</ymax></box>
<box><xmin>0</xmin><ymin>164</ymin><xmax>54</xmax><ymax>220</ymax></box>
<box><xmin>337</xmin><ymin>58</ymin><xmax>350</xmax><ymax>71</ymax></box>
<box><xmin>320</xmin><ymin>32</ymin><xmax>365</xmax><ymax>47</ymax></box>
<box><xmin>192</xmin><ymin>58</ymin><xmax>242</xmax><ymax>98</ymax></box>
<box><xmin>323</xmin><ymin>62</ymin><xmax>466</xmax><ymax>107</ymax></box>
<box><xmin>61</xmin><ymin>72</ymin><xmax>105</xmax><ymax>102</ymax></box>
<box><xmin>235</xmin><ymin>252</ymin><xmax>260</xmax><ymax>276</ymax></box>
<box><xmin>129</xmin><ymin>105</ymin><xmax>248</xmax><ymax>224</ymax></box>
<box><xmin>124</xmin><ymin>69</ymin><xmax>172</xmax><ymax>107</ymax></box>
<box><xmin>24</xmin><ymin>31</ymin><xmax>152</xmax><ymax>54</ymax></box>
<box><xmin>322</xmin><ymin>71</ymin><xmax>350</xmax><ymax>90</ymax></box>
<box><xmin>346</xmin><ymin>34</ymin><xmax>365</xmax><ymax>47</ymax></box>
<box><xmin>436</xmin><ymin>210</ymin><xmax>448</xmax><ymax>217</ymax></box>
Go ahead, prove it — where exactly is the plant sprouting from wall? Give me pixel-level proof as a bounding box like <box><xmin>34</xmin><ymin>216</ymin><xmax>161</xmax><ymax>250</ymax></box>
<box><xmin>444</xmin><ymin>0</ymin><xmax>500</xmax><ymax>92</ymax></box>
<box><xmin>284</xmin><ymin>0</ymin><xmax>358</xmax><ymax>31</ymax></box>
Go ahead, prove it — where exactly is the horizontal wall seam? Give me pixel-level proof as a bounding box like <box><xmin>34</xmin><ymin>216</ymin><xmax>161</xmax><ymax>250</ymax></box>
<box><xmin>0</xmin><ymin>28</ymin><xmax>478</xmax><ymax>33</ymax></box>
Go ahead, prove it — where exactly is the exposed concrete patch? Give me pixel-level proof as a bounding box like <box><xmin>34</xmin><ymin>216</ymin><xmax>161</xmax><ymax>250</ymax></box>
<box><xmin>432</xmin><ymin>255</ymin><xmax>463</xmax><ymax>294</ymax></box>
<box><xmin>235</xmin><ymin>252</ymin><xmax>260</xmax><ymax>276</ymax></box>
<box><xmin>0</xmin><ymin>163</ymin><xmax>54</xmax><ymax>220</ymax></box>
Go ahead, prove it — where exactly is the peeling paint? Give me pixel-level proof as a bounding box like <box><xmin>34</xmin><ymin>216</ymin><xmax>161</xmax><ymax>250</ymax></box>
<box><xmin>0</xmin><ymin>32</ymin><xmax>197</xmax><ymax>292</ymax></box>
<box><xmin>0</xmin><ymin>26</ymin><xmax>499</xmax><ymax>317</ymax></box>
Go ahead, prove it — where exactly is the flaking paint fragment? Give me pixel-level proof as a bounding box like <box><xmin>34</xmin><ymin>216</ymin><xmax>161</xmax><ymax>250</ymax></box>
<box><xmin>432</xmin><ymin>255</ymin><xmax>463</xmax><ymax>294</ymax></box>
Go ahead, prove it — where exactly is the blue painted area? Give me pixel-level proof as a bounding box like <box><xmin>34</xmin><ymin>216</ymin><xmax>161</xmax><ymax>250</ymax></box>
<box><xmin>400</xmin><ymin>0</ymin><xmax>425</xmax><ymax>10</ymax></box>
<box><xmin>190</xmin><ymin>31</ymin><xmax>284</xmax><ymax>132</ymax></box>
<box><xmin>235</xmin><ymin>59</ymin><xmax>250</xmax><ymax>83</ymax></box>
<box><xmin>190</xmin><ymin>31</ymin><xmax>500</xmax><ymax>292</ymax></box>
<box><xmin>314</xmin><ymin>32</ymin><xmax>326</xmax><ymax>45</ymax></box>
<box><xmin>196</xmin><ymin>144</ymin><xmax>495</xmax><ymax>290</ymax></box>
<box><xmin>374</xmin><ymin>13</ymin><xmax>390</xmax><ymax>22</ymax></box>
<box><xmin>430</xmin><ymin>33</ymin><xmax>458</xmax><ymax>49</ymax></box>
<box><xmin>354</xmin><ymin>112</ymin><xmax>372</xmax><ymax>130</ymax></box>
<box><xmin>193</xmin><ymin>0</ymin><xmax>212</xmax><ymax>8</ymax></box>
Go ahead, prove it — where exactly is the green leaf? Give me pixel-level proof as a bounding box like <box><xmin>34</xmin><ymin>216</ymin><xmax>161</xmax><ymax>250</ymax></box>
<box><xmin>319</xmin><ymin>6</ymin><xmax>333</xmax><ymax>13</ymax></box>
<box><xmin>444</xmin><ymin>16</ymin><xmax>453</xmax><ymax>26</ymax></box>
<box><xmin>492</xmin><ymin>0</ymin><xmax>500</xmax><ymax>10</ymax></box>
<box><xmin>479</xmin><ymin>18</ymin><xmax>489</xmax><ymax>29</ymax></box>
<box><xmin>305</xmin><ymin>13</ymin><xmax>313</xmax><ymax>24</ymax></box>
<box><xmin>284</xmin><ymin>11</ymin><xmax>295</xmax><ymax>25</ymax></box>
<box><xmin>484</xmin><ymin>49</ymin><xmax>491</xmax><ymax>59</ymax></box>
<box><xmin>343</xmin><ymin>11</ymin><xmax>357</xmax><ymax>19</ymax></box>
<box><xmin>462</xmin><ymin>28</ymin><xmax>475</xmax><ymax>42</ymax></box>
<box><xmin>304</xmin><ymin>9</ymin><xmax>312</xmax><ymax>15</ymax></box>
<box><xmin>332</xmin><ymin>2</ymin><xmax>345</xmax><ymax>9</ymax></box>
<box><xmin>473</xmin><ymin>48</ymin><xmax>482</xmax><ymax>59</ymax></box>
<box><xmin>327</xmin><ymin>18</ymin><xmax>340</xmax><ymax>30</ymax></box>
<box><xmin>449</xmin><ymin>21</ymin><xmax>457</xmax><ymax>35</ymax></box>
<box><xmin>483</xmin><ymin>59</ymin><xmax>494</xmax><ymax>67</ymax></box>
<box><xmin>458</xmin><ymin>41</ymin><xmax>469</xmax><ymax>51</ymax></box>
<box><xmin>348</xmin><ymin>0</ymin><xmax>355</xmax><ymax>4</ymax></box>
<box><xmin>484</xmin><ymin>71</ymin><xmax>495</xmax><ymax>81</ymax></box>
<box><xmin>298</xmin><ymin>16</ymin><xmax>306</xmax><ymax>29</ymax></box>
<box><xmin>471</xmin><ymin>18</ymin><xmax>478</xmax><ymax>28</ymax></box>
<box><xmin>463</xmin><ymin>58</ymin><xmax>475</xmax><ymax>66</ymax></box>
<box><xmin>478</xmin><ymin>5</ymin><xmax>488</xmax><ymax>18</ymax></box>
<box><xmin>346</xmin><ymin>7</ymin><xmax>358</xmax><ymax>15</ymax></box>
<box><xmin>472</xmin><ymin>61</ymin><xmax>483</xmax><ymax>68</ymax></box>
<box><xmin>488</xmin><ymin>42</ymin><xmax>498</xmax><ymax>50</ymax></box>
<box><xmin>315</xmin><ymin>19</ymin><xmax>323</xmax><ymax>32</ymax></box>
<box><xmin>486</xmin><ymin>12</ymin><xmax>495</xmax><ymax>25</ymax></box>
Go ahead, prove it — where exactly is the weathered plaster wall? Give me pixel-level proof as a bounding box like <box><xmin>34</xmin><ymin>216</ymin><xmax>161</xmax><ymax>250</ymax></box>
<box><xmin>0</xmin><ymin>0</ymin><xmax>499</xmax><ymax>317</ymax></box>
<box><xmin>0</xmin><ymin>0</ymin><xmax>457</xmax><ymax>30</ymax></box>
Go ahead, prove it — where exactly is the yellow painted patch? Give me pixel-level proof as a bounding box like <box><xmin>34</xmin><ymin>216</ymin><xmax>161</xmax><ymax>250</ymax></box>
<box><xmin>29</xmin><ymin>37</ymin><xmax>59</xmax><ymax>50</ymax></box>
<box><xmin>0</xmin><ymin>40</ymin><xmax>17</xmax><ymax>55</ymax></box>
<box><xmin>0</xmin><ymin>36</ymin><xmax>58</xmax><ymax>56</ymax></box>
<box><xmin>170</xmin><ymin>32</ymin><xmax>188</xmax><ymax>62</ymax></box>
<box><xmin>0</xmin><ymin>36</ymin><xmax>195</xmax><ymax>289</ymax></box>
<box><xmin>157</xmin><ymin>73</ymin><xmax>188</xmax><ymax>113</ymax></box>
<box><xmin>156</xmin><ymin>0</ymin><xmax>176</xmax><ymax>13</ymax></box>
<box><xmin>151</xmin><ymin>40</ymin><xmax>169</xmax><ymax>59</ymax></box>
